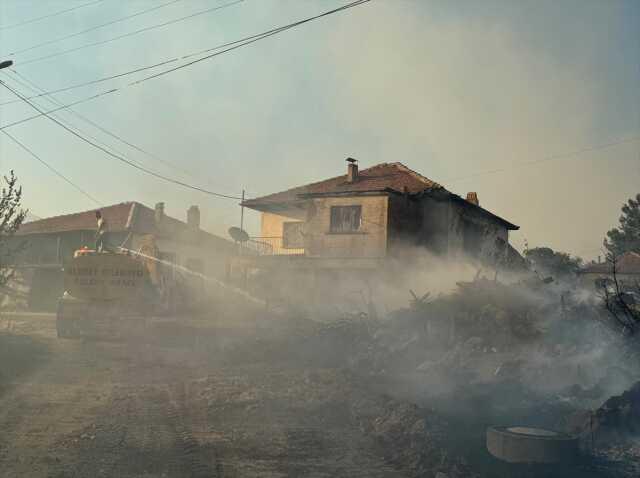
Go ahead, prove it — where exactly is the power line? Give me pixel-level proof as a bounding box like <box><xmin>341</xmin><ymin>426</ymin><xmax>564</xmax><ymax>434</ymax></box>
<box><xmin>2</xmin><ymin>0</ymin><xmax>371</xmax><ymax>108</ymax></box>
<box><xmin>131</xmin><ymin>0</ymin><xmax>372</xmax><ymax>85</ymax></box>
<box><xmin>0</xmin><ymin>88</ymin><xmax>119</xmax><ymax>130</ymax></box>
<box><xmin>8</xmin><ymin>68</ymin><xmax>199</xmax><ymax>179</ymax></box>
<box><xmin>0</xmin><ymin>0</ymin><xmax>104</xmax><ymax>31</ymax></box>
<box><xmin>0</xmin><ymin>26</ymin><xmax>283</xmax><ymax>107</ymax></box>
<box><xmin>6</xmin><ymin>0</ymin><xmax>183</xmax><ymax>56</ymax></box>
<box><xmin>2</xmin><ymin>71</ymin><xmax>249</xmax><ymax>199</ymax></box>
<box><xmin>0</xmin><ymin>0</ymin><xmax>372</xmax><ymax>141</ymax></box>
<box><xmin>1</xmin><ymin>129</ymin><xmax>101</xmax><ymax>205</ymax></box>
<box><xmin>18</xmin><ymin>0</ymin><xmax>245</xmax><ymax>66</ymax></box>
<box><xmin>0</xmin><ymin>58</ymin><xmax>179</xmax><ymax>108</ymax></box>
<box><xmin>446</xmin><ymin>135</ymin><xmax>640</xmax><ymax>184</ymax></box>
<box><xmin>8</xmin><ymin>70</ymin><xmax>260</xmax><ymax>199</ymax></box>
<box><xmin>3</xmin><ymin>6</ymin><xmax>632</xmax><ymax>198</ymax></box>
<box><xmin>0</xmin><ymin>37</ymin><xmax>239</xmax><ymax>107</ymax></box>
<box><xmin>2</xmin><ymin>72</ymin><xmax>147</xmax><ymax>169</ymax></box>
<box><xmin>0</xmin><ymin>80</ymin><xmax>242</xmax><ymax>200</ymax></box>
<box><xmin>4</xmin><ymin>75</ymin><xmax>247</xmax><ymax>206</ymax></box>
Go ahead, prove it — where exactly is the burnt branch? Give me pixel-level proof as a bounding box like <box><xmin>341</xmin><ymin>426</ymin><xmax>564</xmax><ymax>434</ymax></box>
<box><xmin>600</xmin><ymin>252</ymin><xmax>640</xmax><ymax>335</ymax></box>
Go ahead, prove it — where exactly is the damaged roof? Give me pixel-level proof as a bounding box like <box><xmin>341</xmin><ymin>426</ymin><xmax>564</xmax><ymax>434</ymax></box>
<box><xmin>580</xmin><ymin>252</ymin><xmax>640</xmax><ymax>275</ymax></box>
<box><xmin>243</xmin><ymin>161</ymin><xmax>518</xmax><ymax>230</ymax></box>
<box><xmin>242</xmin><ymin>162</ymin><xmax>441</xmax><ymax>207</ymax></box>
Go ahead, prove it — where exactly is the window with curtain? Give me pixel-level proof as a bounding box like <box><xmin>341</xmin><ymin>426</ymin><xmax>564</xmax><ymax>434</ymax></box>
<box><xmin>329</xmin><ymin>205</ymin><xmax>362</xmax><ymax>233</ymax></box>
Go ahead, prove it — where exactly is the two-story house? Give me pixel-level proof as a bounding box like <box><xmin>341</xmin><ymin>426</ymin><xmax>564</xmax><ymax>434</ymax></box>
<box><xmin>232</xmin><ymin>160</ymin><xmax>521</xmax><ymax>307</ymax></box>
<box><xmin>241</xmin><ymin>160</ymin><xmax>518</xmax><ymax>260</ymax></box>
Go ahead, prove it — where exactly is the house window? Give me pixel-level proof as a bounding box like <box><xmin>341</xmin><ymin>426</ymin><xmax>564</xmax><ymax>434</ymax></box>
<box><xmin>330</xmin><ymin>205</ymin><xmax>362</xmax><ymax>233</ymax></box>
<box><xmin>283</xmin><ymin>222</ymin><xmax>304</xmax><ymax>249</ymax></box>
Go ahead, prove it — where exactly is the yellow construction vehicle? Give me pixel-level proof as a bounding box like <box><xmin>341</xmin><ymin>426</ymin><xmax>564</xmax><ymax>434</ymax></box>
<box><xmin>56</xmin><ymin>237</ymin><xmax>185</xmax><ymax>340</ymax></box>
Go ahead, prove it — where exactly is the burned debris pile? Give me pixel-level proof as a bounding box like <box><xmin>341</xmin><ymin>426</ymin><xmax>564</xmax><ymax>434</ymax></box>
<box><xmin>352</xmin><ymin>395</ymin><xmax>477</xmax><ymax>478</ymax></box>
<box><xmin>286</xmin><ymin>273</ymin><xmax>640</xmax><ymax>476</ymax></box>
<box><xmin>567</xmin><ymin>380</ymin><xmax>640</xmax><ymax>478</ymax></box>
<box><xmin>190</xmin><ymin>269</ymin><xmax>640</xmax><ymax>476</ymax></box>
<box><xmin>344</xmin><ymin>276</ymin><xmax>559</xmax><ymax>379</ymax></box>
<box><xmin>590</xmin><ymin>381</ymin><xmax>640</xmax><ymax>441</ymax></box>
<box><xmin>343</xmin><ymin>275</ymin><xmax>639</xmax><ymax>397</ymax></box>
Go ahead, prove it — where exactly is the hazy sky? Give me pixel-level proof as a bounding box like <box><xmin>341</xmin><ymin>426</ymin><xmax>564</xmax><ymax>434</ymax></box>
<box><xmin>0</xmin><ymin>0</ymin><xmax>638</xmax><ymax>259</ymax></box>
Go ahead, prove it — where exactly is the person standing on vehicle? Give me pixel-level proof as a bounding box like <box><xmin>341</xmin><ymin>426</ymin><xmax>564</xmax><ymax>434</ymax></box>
<box><xmin>95</xmin><ymin>210</ymin><xmax>108</xmax><ymax>252</ymax></box>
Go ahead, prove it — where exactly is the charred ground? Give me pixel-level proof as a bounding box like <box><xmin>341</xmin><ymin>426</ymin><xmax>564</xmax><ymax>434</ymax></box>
<box><xmin>0</xmin><ymin>272</ymin><xmax>639</xmax><ymax>478</ymax></box>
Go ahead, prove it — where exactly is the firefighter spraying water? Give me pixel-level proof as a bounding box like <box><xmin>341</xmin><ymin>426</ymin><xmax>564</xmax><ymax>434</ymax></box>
<box><xmin>56</xmin><ymin>211</ymin><xmax>265</xmax><ymax>340</ymax></box>
<box><xmin>56</xmin><ymin>236</ymin><xmax>181</xmax><ymax>339</ymax></box>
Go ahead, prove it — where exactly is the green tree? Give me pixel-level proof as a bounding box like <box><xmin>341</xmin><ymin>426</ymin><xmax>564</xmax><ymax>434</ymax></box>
<box><xmin>604</xmin><ymin>193</ymin><xmax>640</xmax><ymax>258</ymax></box>
<box><xmin>0</xmin><ymin>171</ymin><xmax>27</xmax><ymax>287</ymax></box>
<box><xmin>523</xmin><ymin>246</ymin><xmax>583</xmax><ymax>279</ymax></box>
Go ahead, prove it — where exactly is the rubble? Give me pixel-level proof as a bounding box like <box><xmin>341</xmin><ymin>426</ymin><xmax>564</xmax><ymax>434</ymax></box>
<box><xmin>561</xmin><ymin>381</ymin><xmax>640</xmax><ymax>478</ymax></box>
<box><xmin>300</xmin><ymin>274</ymin><xmax>640</xmax><ymax>476</ymax></box>
<box><xmin>347</xmin><ymin>276</ymin><xmax>639</xmax><ymax>391</ymax></box>
<box><xmin>587</xmin><ymin>381</ymin><xmax>640</xmax><ymax>444</ymax></box>
<box><xmin>352</xmin><ymin>395</ymin><xmax>477</xmax><ymax>478</ymax></box>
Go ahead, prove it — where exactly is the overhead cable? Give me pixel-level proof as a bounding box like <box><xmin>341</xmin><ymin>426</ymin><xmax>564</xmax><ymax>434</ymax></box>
<box><xmin>9</xmin><ymin>0</ymin><xmax>182</xmax><ymax>55</ymax></box>
<box><xmin>9</xmin><ymin>68</ymin><xmax>198</xmax><ymax>179</ymax></box>
<box><xmin>130</xmin><ymin>0</ymin><xmax>372</xmax><ymax>84</ymax></box>
<box><xmin>0</xmin><ymin>80</ymin><xmax>242</xmax><ymax>200</ymax></box>
<box><xmin>2</xmin><ymin>73</ymin><xmax>147</xmax><ymax>168</ymax></box>
<box><xmin>1</xmin><ymin>129</ymin><xmax>101</xmax><ymax>205</ymax></box>
<box><xmin>2</xmin><ymin>0</ymin><xmax>372</xmax><ymax>114</ymax></box>
<box><xmin>18</xmin><ymin>0</ymin><xmax>245</xmax><ymax>66</ymax></box>
<box><xmin>446</xmin><ymin>135</ymin><xmax>640</xmax><ymax>184</ymax></box>
<box><xmin>6</xmin><ymin>0</ymin><xmax>183</xmax><ymax>56</ymax></box>
<box><xmin>0</xmin><ymin>58</ymin><xmax>179</xmax><ymax>107</ymax></box>
<box><xmin>0</xmin><ymin>88</ymin><xmax>119</xmax><ymax>130</ymax></box>
<box><xmin>0</xmin><ymin>0</ymin><xmax>104</xmax><ymax>31</ymax></box>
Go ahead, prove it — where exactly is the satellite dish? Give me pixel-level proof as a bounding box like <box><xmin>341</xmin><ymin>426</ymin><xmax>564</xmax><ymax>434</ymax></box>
<box><xmin>228</xmin><ymin>226</ymin><xmax>249</xmax><ymax>243</ymax></box>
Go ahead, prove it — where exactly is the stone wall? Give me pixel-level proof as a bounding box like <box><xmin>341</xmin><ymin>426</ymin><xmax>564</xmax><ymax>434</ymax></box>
<box><xmin>305</xmin><ymin>195</ymin><xmax>389</xmax><ymax>259</ymax></box>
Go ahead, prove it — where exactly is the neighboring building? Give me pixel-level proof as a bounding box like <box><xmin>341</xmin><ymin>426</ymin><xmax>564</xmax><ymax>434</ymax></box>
<box><xmin>231</xmin><ymin>160</ymin><xmax>520</xmax><ymax>307</ymax></box>
<box><xmin>579</xmin><ymin>252</ymin><xmax>640</xmax><ymax>291</ymax></box>
<box><xmin>3</xmin><ymin>201</ymin><xmax>233</xmax><ymax>311</ymax></box>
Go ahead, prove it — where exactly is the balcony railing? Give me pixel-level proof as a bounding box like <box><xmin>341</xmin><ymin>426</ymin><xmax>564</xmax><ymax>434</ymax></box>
<box><xmin>238</xmin><ymin>237</ymin><xmax>304</xmax><ymax>256</ymax></box>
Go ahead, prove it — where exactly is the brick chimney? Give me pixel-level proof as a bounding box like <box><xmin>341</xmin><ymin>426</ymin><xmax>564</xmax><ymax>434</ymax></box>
<box><xmin>346</xmin><ymin>157</ymin><xmax>358</xmax><ymax>183</ymax></box>
<box><xmin>187</xmin><ymin>205</ymin><xmax>200</xmax><ymax>230</ymax></box>
<box><xmin>154</xmin><ymin>202</ymin><xmax>165</xmax><ymax>226</ymax></box>
<box><xmin>466</xmin><ymin>192</ymin><xmax>479</xmax><ymax>206</ymax></box>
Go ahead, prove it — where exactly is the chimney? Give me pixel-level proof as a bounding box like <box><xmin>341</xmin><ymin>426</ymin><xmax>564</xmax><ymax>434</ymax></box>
<box><xmin>187</xmin><ymin>205</ymin><xmax>200</xmax><ymax>230</ymax></box>
<box><xmin>346</xmin><ymin>157</ymin><xmax>358</xmax><ymax>183</ymax></box>
<box><xmin>154</xmin><ymin>202</ymin><xmax>165</xmax><ymax>226</ymax></box>
<box><xmin>466</xmin><ymin>192</ymin><xmax>479</xmax><ymax>206</ymax></box>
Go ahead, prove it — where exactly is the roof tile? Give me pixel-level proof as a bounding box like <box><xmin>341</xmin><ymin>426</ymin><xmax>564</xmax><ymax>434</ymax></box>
<box><xmin>242</xmin><ymin>162</ymin><xmax>441</xmax><ymax>206</ymax></box>
<box><xmin>581</xmin><ymin>252</ymin><xmax>640</xmax><ymax>275</ymax></box>
<box><xmin>242</xmin><ymin>161</ymin><xmax>518</xmax><ymax>229</ymax></box>
<box><xmin>17</xmin><ymin>202</ymin><xmax>135</xmax><ymax>235</ymax></box>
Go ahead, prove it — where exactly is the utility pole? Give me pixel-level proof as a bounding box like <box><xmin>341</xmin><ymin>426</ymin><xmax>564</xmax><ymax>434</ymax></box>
<box><xmin>0</xmin><ymin>60</ymin><xmax>14</xmax><ymax>70</ymax></box>
<box><xmin>240</xmin><ymin>189</ymin><xmax>245</xmax><ymax>231</ymax></box>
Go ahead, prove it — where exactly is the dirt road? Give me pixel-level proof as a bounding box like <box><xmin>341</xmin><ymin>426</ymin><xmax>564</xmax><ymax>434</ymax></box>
<box><xmin>0</xmin><ymin>315</ymin><xmax>408</xmax><ymax>478</ymax></box>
